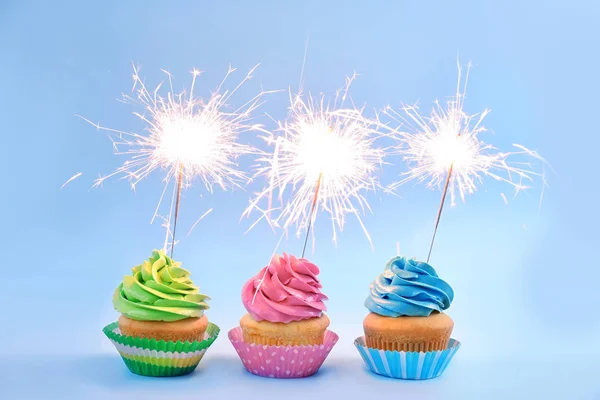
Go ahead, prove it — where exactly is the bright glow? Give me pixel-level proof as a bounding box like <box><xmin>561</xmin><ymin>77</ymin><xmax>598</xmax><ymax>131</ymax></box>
<box><xmin>80</xmin><ymin>64</ymin><xmax>269</xmax><ymax>248</ymax></box>
<box><xmin>243</xmin><ymin>75</ymin><xmax>387</xmax><ymax>246</ymax></box>
<box><xmin>427</xmin><ymin>118</ymin><xmax>477</xmax><ymax>171</ymax></box>
<box><xmin>385</xmin><ymin>62</ymin><xmax>546</xmax><ymax>206</ymax></box>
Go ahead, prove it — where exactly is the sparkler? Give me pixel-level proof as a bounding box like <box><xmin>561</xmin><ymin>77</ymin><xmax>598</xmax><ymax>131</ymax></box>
<box><xmin>243</xmin><ymin>74</ymin><xmax>387</xmax><ymax>256</ymax></box>
<box><xmin>384</xmin><ymin>61</ymin><xmax>546</xmax><ymax>262</ymax></box>
<box><xmin>243</xmin><ymin>74</ymin><xmax>387</xmax><ymax>307</ymax></box>
<box><xmin>80</xmin><ymin>63</ymin><xmax>269</xmax><ymax>255</ymax></box>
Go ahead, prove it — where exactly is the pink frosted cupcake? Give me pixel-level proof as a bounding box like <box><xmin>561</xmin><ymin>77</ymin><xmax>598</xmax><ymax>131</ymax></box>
<box><xmin>229</xmin><ymin>253</ymin><xmax>338</xmax><ymax>378</ymax></box>
<box><xmin>240</xmin><ymin>253</ymin><xmax>329</xmax><ymax>345</ymax></box>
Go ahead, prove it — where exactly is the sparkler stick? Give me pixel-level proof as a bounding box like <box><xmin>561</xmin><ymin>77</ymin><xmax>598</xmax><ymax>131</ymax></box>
<box><xmin>301</xmin><ymin>171</ymin><xmax>323</xmax><ymax>258</ymax></box>
<box><xmin>427</xmin><ymin>162</ymin><xmax>453</xmax><ymax>263</ymax></box>
<box><xmin>170</xmin><ymin>164</ymin><xmax>184</xmax><ymax>258</ymax></box>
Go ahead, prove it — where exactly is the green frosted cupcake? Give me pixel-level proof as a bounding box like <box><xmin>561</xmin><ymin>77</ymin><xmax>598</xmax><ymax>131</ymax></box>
<box><xmin>104</xmin><ymin>249</ymin><xmax>220</xmax><ymax>377</ymax></box>
<box><xmin>113</xmin><ymin>249</ymin><xmax>211</xmax><ymax>341</ymax></box>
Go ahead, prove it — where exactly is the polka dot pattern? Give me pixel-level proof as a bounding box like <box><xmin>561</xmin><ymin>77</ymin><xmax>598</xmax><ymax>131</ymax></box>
<box><xmin>228</xmin><ymin>327</ymin><xmax>339</xmax><ymax>379</ymax></box>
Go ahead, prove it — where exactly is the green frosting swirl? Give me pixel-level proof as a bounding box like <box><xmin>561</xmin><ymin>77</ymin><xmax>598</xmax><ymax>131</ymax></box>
<box><xmin>113</xmin><ymin>250</ymin><xmax>210</xmax><ymax>322</ymax></box>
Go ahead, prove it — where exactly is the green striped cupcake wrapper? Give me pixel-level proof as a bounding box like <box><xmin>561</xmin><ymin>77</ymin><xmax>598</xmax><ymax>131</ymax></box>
<box><xmin>103</xmin><ymin>321</ymin><xmax>220</xmax><ymax>377</ymax></box>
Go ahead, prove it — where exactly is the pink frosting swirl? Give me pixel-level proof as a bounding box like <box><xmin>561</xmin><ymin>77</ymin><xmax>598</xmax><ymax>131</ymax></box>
<box><xmin>242</xmin><ymin>253</ymin><xmax>328</xmax><ymax>323</ymax></box>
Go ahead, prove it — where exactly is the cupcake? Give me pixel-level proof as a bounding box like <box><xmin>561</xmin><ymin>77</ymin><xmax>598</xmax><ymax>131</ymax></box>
<box><xmin>355</xmin><ymin>255</ymin><xmax>460</xmax><ymax>380</ymax></box>
<box><xmin>113</xmin><ymin>249</ymin><xmax>211</xmax><ymax>340</ymax></box>
<box><xmin>228</xmin><ymin>253</ymin><xmax>338</xmax><ymax>378</ymax></box>
<box><xmin>363</xmin><ymin>256</ymin><xmax>454</xmax><ymax>352</ymax></box>
<box><xmin>240</xmin><ymin>253</ymin><xmax>329</xmax><ymax>345</ymax></box>
<box><xmin>104</xmin><ymin>250</ymin><xmax>220</xmax><ymax>377</ymax></box>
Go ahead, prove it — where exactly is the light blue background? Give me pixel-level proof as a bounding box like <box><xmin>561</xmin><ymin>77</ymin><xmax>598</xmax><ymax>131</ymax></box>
<box><xmin>1</xmin><ymin>1</ymin><xmax>599</xmax><ymax>399</ymax></box>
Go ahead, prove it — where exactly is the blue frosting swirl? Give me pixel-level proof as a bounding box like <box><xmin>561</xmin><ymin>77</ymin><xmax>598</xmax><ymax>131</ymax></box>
<box><xmin>364</xmin><ymin>256</ymin><xmax>454</xmax><ymax>317</ymax></box>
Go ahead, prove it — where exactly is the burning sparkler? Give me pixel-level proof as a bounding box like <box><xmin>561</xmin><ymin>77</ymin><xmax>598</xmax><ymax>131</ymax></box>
<box><xmin>79</xmin><ymin>63</ymin><xmax>270</xmax><ymax>255</ymax></box>
<box><xmin>243</xmin><ymin>74</ymin><xmax>387</xmax><ymax>256</ymax></box>
<box><xmin>384</xmin><ymin>61</ymin><xmax>547</xmax><ymax>262</ymax></box>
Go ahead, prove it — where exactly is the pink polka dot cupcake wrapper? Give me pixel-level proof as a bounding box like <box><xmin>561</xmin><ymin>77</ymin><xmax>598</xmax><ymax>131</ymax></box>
<box><xmin>228</xmin><ymin>327</ymin><xmax>339</xmax><ymax>379</ymax></box>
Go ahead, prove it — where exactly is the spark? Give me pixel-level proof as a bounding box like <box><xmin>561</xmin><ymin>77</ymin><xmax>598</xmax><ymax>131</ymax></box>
<box><xmin>243</xmin><ymin>74</ymin><xmax>387</xmax><ymax>248</ymax></box>
<box><xmin>61</xmin><ymin>172</ymin><xmax>83</xmax><ymax>189</ymax></box>
<box><xmin>384</xmin><ymin>61</ymin><xmax>547</xmax><ymax>207</ymax></box>
<box><xmin>187</xmin><ymin>208</ymin><xmax>214</xmax><ymax>236</ymax></box>
<box><xmin>79</xmin><ymin>63</ymin><xmax>271</xmax><ymax>246</ymax></box>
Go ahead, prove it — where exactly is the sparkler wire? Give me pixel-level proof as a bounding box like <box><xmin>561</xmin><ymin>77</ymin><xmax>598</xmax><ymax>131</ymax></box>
<box><xmin>170</xmin><ymin>164</ymin><xmax>184</xmax><ymax>258</ymax></box>
<box><xmin>427</xmin><ymin>162</ymin><xmax>454</xmax><ymax>263</ymax></box>
<box><xmin>301</xmin><ymin>171</ymin><xmax>323</xmax><ymax>258</ymax></box>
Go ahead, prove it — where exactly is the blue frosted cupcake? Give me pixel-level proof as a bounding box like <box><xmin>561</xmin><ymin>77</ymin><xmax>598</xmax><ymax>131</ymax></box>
<box><xmin>363</xmin><ymin>256</ymin><xmax>454</xmax><ymax>352</ymax></box>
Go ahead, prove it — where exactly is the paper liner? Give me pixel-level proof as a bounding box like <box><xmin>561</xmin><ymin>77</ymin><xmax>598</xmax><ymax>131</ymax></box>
<box><xmin>354</xmin><ymin>336</ymin><xmax>461</xmax><ymax>380</ymax></box>
<box><xmin>228</xmin><ymin>327</ymin><xmax>338</xmax><ymax>379</ymax></box>
<box><xmin>103</xmin><ymin>322</ymin><xmax>220</xmax><ymax>352</ymax></box>
<box><xmin>103</xmin><ymin>321</ymin><xmax>220</xmax><ymax>377</ymax></box>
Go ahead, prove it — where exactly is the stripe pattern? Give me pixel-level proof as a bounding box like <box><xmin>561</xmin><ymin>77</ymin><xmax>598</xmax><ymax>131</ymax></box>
<box><xmin>104</xmin><ymin>322</ymin><xmax>220</xmax><ymax>377</ymax></box>
<box><xmin>354</xmin><ymin>337</ymin><xmax>461</xmax><ymax>380</ymax></box>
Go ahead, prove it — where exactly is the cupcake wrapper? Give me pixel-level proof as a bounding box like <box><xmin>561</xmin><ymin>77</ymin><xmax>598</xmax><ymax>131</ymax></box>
<box><xmin>354</xmin><ymin>336</ymin><xmax>461</xmax><ymax>380</ymax></box>
<box><xmin>103</xmin><ymin>321</ymin><xmax>220</xmax><ymax>377</ymax></box>
<box><xmin>228</xmin><ymin>327</ymin><xmax>339</xmax><ymax>379</ymax></box>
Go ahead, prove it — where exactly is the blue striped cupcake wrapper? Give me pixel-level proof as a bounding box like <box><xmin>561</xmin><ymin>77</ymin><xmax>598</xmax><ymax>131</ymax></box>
<box><xmin>354</xmin><ymin>337</ymin><xmax>461</xmax><ymax>380</ymax></box>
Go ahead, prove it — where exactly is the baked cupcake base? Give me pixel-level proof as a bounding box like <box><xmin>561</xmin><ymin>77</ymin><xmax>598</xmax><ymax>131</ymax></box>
<box><xmin>363</xmin><ymin>312</ymin><xmax>453</xmax><ymax>352</ymax></box>
<box><xmin>118</xmin><ymin>315</ymin><xmax>209</xmax><ymax>342</ymax></box>
<box><xmin>240</xmin><ymin>313</ymin><xmax>330</xmax><ymax>346</ymax></box>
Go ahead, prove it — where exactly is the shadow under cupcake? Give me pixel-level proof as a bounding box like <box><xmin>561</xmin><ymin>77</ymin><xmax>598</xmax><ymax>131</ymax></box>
<box><xmin>103</xmin><ymin>250</ymin><xmax>220</xmax><ymax>377</ymax></box>
<box><xmin>355</xmin><ymin>256</ymin><xmax>461</xmax><ymax>380</ymax></box>
<box><xmin>229</xmin><ymin>253</ymin><xmax>338</xmax><ymax>378</ymax></box>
